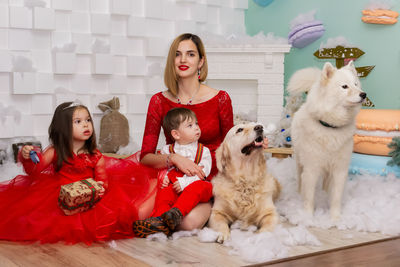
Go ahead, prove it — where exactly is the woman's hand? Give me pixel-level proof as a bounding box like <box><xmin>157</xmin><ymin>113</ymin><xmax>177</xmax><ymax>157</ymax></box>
<box><xmin>21</xmin><ymin>145</ymin><xmax>34</xmax><ymax>160</ymax></box>
<box><xmin>262</xmin><ymin>137</ymin><xmax>269</xmax><ymax>149</ymax></box>
<box><xmin>171</xmin><ymin>154</ymin><xmax>206</xmax><ymax>180</ymax></box>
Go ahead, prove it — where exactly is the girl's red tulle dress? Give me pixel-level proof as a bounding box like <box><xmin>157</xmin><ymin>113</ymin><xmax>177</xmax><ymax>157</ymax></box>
<box><xmin>0</xmin><ymin>90</ymin><xmax>233</xmax><ymax>245</ymax></box>
<box><xmin>0</xmin><ymin>150</ymin><xmax>158</xmax><ymax>245</ymax></box>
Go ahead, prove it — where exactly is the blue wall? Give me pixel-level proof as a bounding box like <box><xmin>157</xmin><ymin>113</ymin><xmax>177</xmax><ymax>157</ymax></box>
<box><xmin>245</xmin><ymin>0</ymin><xmax>400</xmax><ymax>109</ymax></box>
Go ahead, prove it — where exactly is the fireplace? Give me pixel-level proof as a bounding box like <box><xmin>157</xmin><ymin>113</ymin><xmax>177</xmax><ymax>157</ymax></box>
<box><xmin>205</xmin><ymin>45</ymin><xmax>291</xmax><ymax>126</ymax></box>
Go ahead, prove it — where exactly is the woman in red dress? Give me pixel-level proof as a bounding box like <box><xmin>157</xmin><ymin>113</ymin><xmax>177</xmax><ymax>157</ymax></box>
<box><xmin>132</xmin><ymin>33</ymin><xmax>234</xmax><ymax>237</ymax></box>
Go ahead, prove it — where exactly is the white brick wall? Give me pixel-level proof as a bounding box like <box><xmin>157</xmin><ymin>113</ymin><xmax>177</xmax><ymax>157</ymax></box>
<box><xmin>0</xmin><ymin>0</ymin><xmax>287</xmax><ymax>151</ymax></box>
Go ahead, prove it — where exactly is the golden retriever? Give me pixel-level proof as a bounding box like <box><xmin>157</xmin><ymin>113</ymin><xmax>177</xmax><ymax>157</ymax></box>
<box><xmin>209</xmin><ymin>122</ymin><xmax>280</xmax><ymax>243</ymax></box>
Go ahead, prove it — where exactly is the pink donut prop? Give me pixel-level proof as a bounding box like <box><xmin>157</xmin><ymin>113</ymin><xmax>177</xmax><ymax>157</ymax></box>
<box><xmin>353</xmin><ymin>109</ymin><xmax>400</xmax><ymax>156</ymax></box>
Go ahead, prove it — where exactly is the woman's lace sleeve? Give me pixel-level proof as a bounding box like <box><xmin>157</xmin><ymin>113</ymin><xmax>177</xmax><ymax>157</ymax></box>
<box><xmin>218</xmin><ymin>91</ymin><xmax>234</xmax><ymax>139</ymax></box>
<box><xmin>140</xmin><ymin>94</ymin><xmax>163</xmax><ymax>160</ymax></box>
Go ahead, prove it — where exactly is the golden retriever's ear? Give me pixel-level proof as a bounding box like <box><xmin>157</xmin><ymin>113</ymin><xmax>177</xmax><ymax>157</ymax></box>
<box><xmin>216</xmin><ymin>142</ymin><xmax>231</xmax><ymax>172</ymax></box>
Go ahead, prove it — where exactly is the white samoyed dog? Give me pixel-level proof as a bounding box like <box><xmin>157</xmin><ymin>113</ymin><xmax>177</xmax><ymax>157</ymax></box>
<box><xmin>287</xmin><ymin>61</ymin><xmax>366</xmax><ymax>220</ymax></box>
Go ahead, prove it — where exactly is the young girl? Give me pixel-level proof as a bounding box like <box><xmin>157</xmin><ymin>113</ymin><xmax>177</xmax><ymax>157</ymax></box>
<box><xmin>0</xmin><ymin>102</ymin><xmax>156</xmax><ymax>244</ymax></box>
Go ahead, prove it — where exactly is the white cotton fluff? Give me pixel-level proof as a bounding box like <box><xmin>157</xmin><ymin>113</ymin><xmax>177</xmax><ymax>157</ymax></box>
<box><xmin>269</xmin><ymin>157</ymin><xmax>400</xmax><ymax>236</ymax></box>
<box><xmin>108</xmin><ymin>240</ymin><xmax>117</xmax><ymax>249</ymax></box>
<box><xmin>290</xmin><ymin>9</ymin><xmax>317</xmax><ymax>30</ymax></box>
<box><xmin>12</xmin><ymin>56</ymin><xmax>36</xmax><ymax>72</ymax></box>
<box><xmin>0</xmin><ymin>160</ymin><xmax>24</xmax><ymax>182</ymax></box>
<box><xmin>319</xmin><ymin>36</ymin><xmax>354</xmax><ymax>49</ymax></box>
<box><xmin>365</xmin><ymin>0</ymin><xmax>393</xmax><ymax>10</ymax></box>
<box><xmin>92</xmin><ymin>39</ymin><xmax>110</xmax><ymax>54</ymax></box>
<box><xmin>52</xmin><ymin>43</ymin><xmax>77</xmax><ymax>53</ymax></box>
<box><xmin>1</xmin><ymin>147</ymin><xmax>399</xmax><ymax>263</ymax></box>
<box><xmin>200</xmin><ymin>31</ymin><xmax>288</xmax><ymax>48</ymax></box>
<box><xmin>116</xmin><ymin>138</ymin><xmax>140</xmax><ymax>155</ymax></box>
<box><xmin>146</xmin><ymin>232</ymin><xmax>168</xmax><ymax>242</ymax></box>
<box><xmin>24</xmin><ymin>0</ymin><xmax>46</xmax><ymax>8</ymax></box>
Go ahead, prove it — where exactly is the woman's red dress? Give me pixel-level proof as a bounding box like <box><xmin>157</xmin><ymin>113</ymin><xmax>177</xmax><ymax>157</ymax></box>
<box><xmin>141</xmin><ymin>90</ymin><xmax>234</xmax><ymax>178</ymax></box>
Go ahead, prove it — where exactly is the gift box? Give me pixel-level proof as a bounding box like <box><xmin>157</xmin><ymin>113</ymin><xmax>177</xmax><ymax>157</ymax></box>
<box><xmin>58</xmin><ymin>178</ymin><xmax>102</xmax><ymax>215</ymax></box>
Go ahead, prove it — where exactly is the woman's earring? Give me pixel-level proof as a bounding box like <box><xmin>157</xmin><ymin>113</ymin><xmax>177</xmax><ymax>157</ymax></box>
<box><xmin>198</xmin><ymin>69</ymin><xmax>201</xmax><ymax>80</ymax></box>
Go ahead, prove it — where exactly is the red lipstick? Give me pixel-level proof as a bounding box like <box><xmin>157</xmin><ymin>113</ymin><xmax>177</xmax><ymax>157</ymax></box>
<box><xmin>178</xmin><ymin>65</ymin><xmax>189</xmax><ymax>71</ymax></box>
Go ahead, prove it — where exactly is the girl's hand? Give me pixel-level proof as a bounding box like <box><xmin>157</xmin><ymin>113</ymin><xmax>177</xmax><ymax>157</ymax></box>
<box><xmin>21</xmin><ymin>145</ymin><xmax>34</xmax><ymax>160</ymax></box>
<box><xmin>262</xmin><ymin>137</ymin><xmax>269</xmax><ymax>149</ymax></box>
<box><xmin>172</xmin><ymin>181</ymin><xmax>182</xmax><ymax>194</ymax></box>
<box><xmin>171</xmin><ymin>154</ymin><xmax>206</xmax><ymax>180</ymax></box>
<box><xmin>97</xmin><ymin>181</ymin><xmax>106</xmax><ymax>197</ymax></box>
<box><xmin>161</xmin><ymin>176</ymin><xmax>169</xmax><ymax>189</ymax></box>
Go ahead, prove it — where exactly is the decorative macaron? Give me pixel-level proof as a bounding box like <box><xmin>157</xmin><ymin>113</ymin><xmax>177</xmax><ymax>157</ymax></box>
<box><xmin>288</xmin><ymin>20</ymin><xmax>325</xmax><ymax>48</ymax></box>
<box><xmin>361</xmin><ymin>9</ymin><xmax>399</xmax><ymax>24</ymax></box>
<box><xmin>353</xmin><ymin>109</ymin><xmax>400</xmax><ymax>156</ymax></box>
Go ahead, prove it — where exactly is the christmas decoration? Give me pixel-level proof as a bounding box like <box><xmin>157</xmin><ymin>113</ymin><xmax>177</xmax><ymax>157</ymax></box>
<box><xmin>388</xmin><ymin>137</ymin><xmax>400</xmax><ymax>167</ymax></box>
<box><xmin>271</xmin><ymin>94</ymin><xmax>304</xmax><ymax>147</ymax></box>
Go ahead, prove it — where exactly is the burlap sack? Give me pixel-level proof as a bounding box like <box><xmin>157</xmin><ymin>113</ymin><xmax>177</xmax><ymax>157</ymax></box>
<box><xmin>98</xmin><ymin>97</ymin><xmax>129</xmax><ymax>153</ymax></box>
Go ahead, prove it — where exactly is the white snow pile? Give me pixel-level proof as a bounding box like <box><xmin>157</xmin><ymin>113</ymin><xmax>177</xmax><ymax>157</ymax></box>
<box><xmin>290</xmin><ymin>9</ymin><xmax>317</xmax><ymax>30</ymax></box>
<box><xmin>140</xmin><ymin>156</ymin><xmax>400</xmax><ymax>263</ymax></box>
<box><xmin>2</xmin><ymin>151</ymin><xmax>399</xmax><ymax>263</ymax></box>
<box><xmin>269</xmin><ymin>157</ymin><xmax>400</xmax><ymax>236</ymax></box>
<box><xmin>24</xmin><ymin>0</ymin><xmax>46</xmax><ymax>8</ymax></box>
<box><xmin>92</xmin><ymin>39</ymin><xmax>110</xmax><ymax>54</ymax></box>
<box><xmin>319</xmin><ymin>36</ymin><xmax>355</xmax><ymax>49</ymax></box>
<box><xmin>201</xmin><ymin>31</ymin><xmax>288</xmax><ymax>48</ymax></box>
<box><xmin>144</xmin><ymin>222</ymin><xmax>320</xmax><ymax>263</ymax></box>
<box><xmin>12</xmin><ymin>56</ymin><xmax>36</xmax><ymax>72</ymax></box>
<box><xmin>365</xmin><ymin>0</ymin><xmax>394</xmax><ymax>10</ymax></box>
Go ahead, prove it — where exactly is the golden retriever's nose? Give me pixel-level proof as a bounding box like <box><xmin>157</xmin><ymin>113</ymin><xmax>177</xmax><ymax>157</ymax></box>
<box><xmin>254</xmin><ymin>125</ymin><xmax>263</xmax><ymax>132</ymax></box>
<box><xmin>360</xmin><ymin>92</ymin><xmax>366</xmax><ymax>99</ymax></box>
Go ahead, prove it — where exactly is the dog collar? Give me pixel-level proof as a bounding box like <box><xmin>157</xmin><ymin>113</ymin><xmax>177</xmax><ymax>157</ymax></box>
<box><xmin>319</xmin><ymin>120</ymin><xmax>337</xmax><ymax>128</ymax></box>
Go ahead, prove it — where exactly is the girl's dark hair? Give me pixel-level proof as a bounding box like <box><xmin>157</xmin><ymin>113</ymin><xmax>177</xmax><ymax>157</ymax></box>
<box><xmin>163</xmin><ymin>107</ymin><xmax>197</xmax><ymax>141</ymax></box>
<box><xmin>48</xmin><ymin>102</ymin><xmax>97</xmax><ymax>171</ymax></box>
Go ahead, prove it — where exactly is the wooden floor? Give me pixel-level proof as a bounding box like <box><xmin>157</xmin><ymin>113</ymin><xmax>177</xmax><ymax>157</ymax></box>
<box><xmin>0</xmin><ymin>223</ymin><xmax>397</xmax><ymax>267</ymax></box>
<box><xmin>250</xmin><ymin>237</ymin><xmax>400</xmax><ymax>267</ymax></box>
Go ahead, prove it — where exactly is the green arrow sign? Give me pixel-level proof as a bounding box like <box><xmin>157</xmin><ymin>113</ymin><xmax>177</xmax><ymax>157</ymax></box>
<box><xmin>362</xmin><ymin>96</ymin><xmax>375</xmax><ymax>107</ymax></box>
<box><xmin>314</xmin><ymin>46</ymin><xmax>365</xmax><ymax>59</ymax></box>
<box><xmin>356</xmin><ymin>66</ymin><xmax>375</xmax><ymax>78</ymax></box>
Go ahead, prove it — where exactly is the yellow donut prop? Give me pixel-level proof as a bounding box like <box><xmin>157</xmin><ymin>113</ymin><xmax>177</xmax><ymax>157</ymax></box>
<box><xmin>353</xmin><ymin>109</ymin><xmax>400</xmax><ymax>156</ymax></box>
<box><xmin>361</xmin><ymin>9</ymin><xmax>399</xmax><ymax>24</ymax></box>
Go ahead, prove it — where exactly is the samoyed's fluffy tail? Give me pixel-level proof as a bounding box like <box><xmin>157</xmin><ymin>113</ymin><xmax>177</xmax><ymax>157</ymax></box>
<box><xmin>287</xmin><ymin>68</ymin><xmax>321</xmax><ymax>95</ymax></box>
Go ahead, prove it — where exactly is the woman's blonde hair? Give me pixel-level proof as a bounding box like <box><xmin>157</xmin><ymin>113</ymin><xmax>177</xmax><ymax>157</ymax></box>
<box><xmin>164</xmin><ymin>33</ymin><xmax>208</xmax><ymax>97</ymax></box>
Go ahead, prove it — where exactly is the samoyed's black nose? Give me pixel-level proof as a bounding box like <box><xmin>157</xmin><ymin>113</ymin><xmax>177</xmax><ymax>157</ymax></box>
<box><xmin>360</xmin><ymin>92</ymin><xmax>367</xmax><ymax>99</ymax></box>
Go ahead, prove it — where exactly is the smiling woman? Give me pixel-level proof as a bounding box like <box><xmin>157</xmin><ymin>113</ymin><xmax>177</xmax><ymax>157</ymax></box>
<box><xmin>134</xmin><ymin>33</ymin><xmax>234</xmax><ymax>234</ymax></box>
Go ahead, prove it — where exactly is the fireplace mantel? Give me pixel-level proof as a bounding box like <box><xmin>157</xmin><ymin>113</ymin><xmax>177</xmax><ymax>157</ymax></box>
<box><xmin>205</xmin><ymin>45</ymin><xmax>291</xmax><ymax>126</ymax></box>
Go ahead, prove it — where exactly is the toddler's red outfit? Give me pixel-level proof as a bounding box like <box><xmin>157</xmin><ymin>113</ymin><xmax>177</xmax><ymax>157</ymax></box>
<box><xmin>151</xmin><ymin>142</ymin><xmax>212</xmax><ymax>217</ymax></box>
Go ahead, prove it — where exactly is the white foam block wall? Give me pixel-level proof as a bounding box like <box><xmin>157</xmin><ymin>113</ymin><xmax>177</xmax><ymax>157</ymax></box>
<box><xmin>0</xmin><ymin>0</ymin><xmax>290</xmax><ymax>151</ymax></box>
